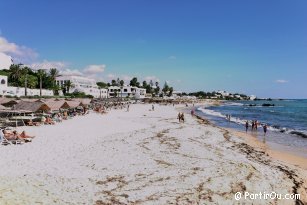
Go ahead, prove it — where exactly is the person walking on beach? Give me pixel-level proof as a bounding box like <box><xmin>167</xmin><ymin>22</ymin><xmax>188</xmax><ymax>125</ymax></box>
<box><xmin>245</xmin><ymin>121</ymin><xmax>249</xmax><ymax>132</ymax></box>
<box><xmin>127</xmin><ymin>104</ymin><xmax>130</xmax><ymax>112</ymax></box>
<box><xmin>178</xmin><ymin>112</ymin><xmax>182</xmax><ymax>123</ymax></box>
<box><xmin>263</xmin><ymin>124</ymin><xmax>268</xmax><ymax>136</ymax></box>
<box><xmin>181</xmin><ymin>113</ymin><xmax>185</xmax><ymax>123</ymax></box>
<box><xmin>251</xmin><ymin>121</ymin><xmax>255</xmax><ymax>131</ymax></box>
<box><xmin>152</xmin><ymin>104</ymin><xmax>155</xmax><ymax>111</ymax></box>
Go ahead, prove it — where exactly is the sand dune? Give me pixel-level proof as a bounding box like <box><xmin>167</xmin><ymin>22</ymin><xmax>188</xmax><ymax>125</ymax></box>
<box><xmin>0</xmin><ymin>104</ymin><xmax>306</xmax><ymax>204</ymax></box>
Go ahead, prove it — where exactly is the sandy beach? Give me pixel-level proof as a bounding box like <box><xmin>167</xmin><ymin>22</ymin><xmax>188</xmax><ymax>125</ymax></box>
<box><xmin>0</xmin><ymin>104</ymin><xmax>306</xmax><ymax>204</ymax></box>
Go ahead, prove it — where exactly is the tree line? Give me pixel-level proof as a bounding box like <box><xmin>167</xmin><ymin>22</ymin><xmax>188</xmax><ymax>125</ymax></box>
<box><xmin>0</xmin><ymin>64</ymin><xmax>62</xmax><ymax>96</ymax></box>
<box><xmin>96</xmin><ymin>77</ymin><xmax>174</xmax><ymax>97</ymax></box>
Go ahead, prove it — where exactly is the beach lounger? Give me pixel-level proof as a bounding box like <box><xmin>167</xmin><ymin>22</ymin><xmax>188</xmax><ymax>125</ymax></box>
<box><xmin>0</xmin><ymin>129</ymin><xmax>10</xmax><ymax>145</ymax></box>
<box><xmin>1</xmin><ymin>135</ymin><xmax>24</xmax><ymax>145</ymax></box>
<box><xmin>1</xmin><ymin>129</ymin><xmax>25</xmax><ymax>145</ymax></box>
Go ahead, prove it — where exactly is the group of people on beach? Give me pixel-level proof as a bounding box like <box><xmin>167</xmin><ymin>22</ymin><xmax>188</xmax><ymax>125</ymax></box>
<box><xmin>94</xmin><ymin>102</ymin><xmax>131</xmax><ymax>114</ymax></box>
<box><xmin>26</xmin><ymin>108</ymin><xmax>87</xmax><ymax>127</ymax></box>
<box><xmin>245</xmin><ymin>120</ymin><xmax>268</xmax><ymax>135</ymax></box>
<box><xmin>0</xmin><ymin>106</ymin><xmax>89</xmax><ymax>146</ymax></box>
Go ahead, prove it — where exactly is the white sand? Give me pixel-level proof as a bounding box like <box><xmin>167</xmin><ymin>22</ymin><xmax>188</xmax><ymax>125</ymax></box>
<box><xmin>0</xmin><ymin>104</ymin><xmax>306</xmax><ymax>204</ymax></box>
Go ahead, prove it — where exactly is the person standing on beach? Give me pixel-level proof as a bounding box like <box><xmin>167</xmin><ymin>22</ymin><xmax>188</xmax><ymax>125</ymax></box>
<box><xmin>263</xmin><ymin>124</ymin><xmax>267</xmax><ymax>136</ymax></box>
<box><xmin>245</xmin><ymin>121</ymin><xmax>249</xmax><ymax>132</ymax></box>
<box><xmin>127</xmin><ymin>104</ymin><xmax>130</xmax><ymax>112</ymax></box>
<box><xmin>226</xmin><ymin>114</ymin><xmax>231</xmax><ymax>122</ymax></box>
<box><xmin>178</xmin><ymin>112</ymin><xmax>182</xmax><ymax>123</ymax></box>
<box><xmin>152</xmin><ymin>104</ymin><xmax>155</xmax><ymax>111</ymax></box>
<box><xmin>181</xmin><ymin>113</ymin><xmax>185</xmax><ymax>123</ymax></box>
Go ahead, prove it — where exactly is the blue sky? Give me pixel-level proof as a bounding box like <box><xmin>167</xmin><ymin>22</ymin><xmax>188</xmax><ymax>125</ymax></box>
<box><xmin>0</xmin><ymin>0</ymin><xmax>306</xmax><ymax>98</ymax></box>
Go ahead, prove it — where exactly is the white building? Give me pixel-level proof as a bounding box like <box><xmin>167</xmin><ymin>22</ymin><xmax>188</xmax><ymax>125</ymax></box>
<box><xmin>172</xmin><ymin>90</ymin><xmax>183</xmax><ymax>98</ymax></box>
<box><xmin>56</xmin><ymin>75</ymin><xmax>107</xmax><ymax>98</ymax></box>
<box><xmin>216</xmin><ymin>90</ymin><xmax>230</xmax><ymax>97</ymax></box>
<box><xmin>108</xmin><ymin>85</ymin><xmax>146</xmax><ymax>99</ymax></box>
<box><xmin>0</xmin><ymin>75</ymin><xmax>53</xmax><ymax>97</ymax></box>
<box><xmin>249</xmin><ymin>95</ymin><xmax>257</xmax><ymax>100</ymax></box>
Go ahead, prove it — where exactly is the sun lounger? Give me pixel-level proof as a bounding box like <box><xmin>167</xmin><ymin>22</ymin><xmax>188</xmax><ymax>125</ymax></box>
<box><xmin>0</xmin><ymin>129</ymin><xmax>10</xmax><ymax>145</ymax></box>
<box><xmin>2</xmin><ymin>136</ymin><xmax>25</xmax><ymax>145</ymax></box>
<box><xmin>1</xmin><ymin>129</ymin><xmax>26</xmax><ymax>145</ymax></box>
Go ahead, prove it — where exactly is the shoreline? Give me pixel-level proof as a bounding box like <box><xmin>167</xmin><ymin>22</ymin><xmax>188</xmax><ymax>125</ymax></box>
<box><xmin>229</xmin><ymin>128</ymin><xmax>307</xmax><ymax>170</ymax></box>
<box><xmin>185</xmin><ymin>103</ymin><xmax>307</xmax><ymax>170</ymax></box>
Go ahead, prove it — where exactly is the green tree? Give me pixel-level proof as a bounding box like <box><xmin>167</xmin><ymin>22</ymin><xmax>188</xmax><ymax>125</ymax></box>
<box><xmin>97</xmin><ymin>82</ymin><xmax>108</xmax><ymax>88</ymax></box>
<box><xmin>61</xmin><ymin>85</ymin><xmax>66</xmax><ymax>95</ymax></box>
<box><xmin>168</xmin><ymin>87</ymin><xmax>173</xmax><ymax>97</ymax></box>
<box><xmin>20</xmin><ymin>66</ymin><xmax>32</xmax><ymax>96</ymax></box>
<box><xmin>49</xmin><ymin>68</ymin><xmax>59</xmax><ymax>87</ymax></box>
<box><xmin>0</xmin><ymin>69</ymin><xmax>10</xmax><ymax>76</ymax></box>
<box><xmin>9</xmin><ymin>64</ymin><xmax>23</xmax><ymax>87</ymax></box>
<box><xmin>52</xmin><ymin>84</ymin><xmax>61</xmax><ymax>95</ymax></box>
<box><xmin>130</xmin><ymin>77</ymin><xmax>139</xmax><ymax>87</ymax></box>
<box><xmin>119</xmin><ymin>80</ymin><xmax>124</xmax><ymax>86</ymax></box>
<box><xmin>19</xmin><ymin>75</ymin><xmax>38</xmax><ymax>89</ymax></box>
<box><xmin>111</xmin><ymin>79</ymin><xmax>117</xmax><ymax>86</ymax></box>
<box><xmin>37</xmin><ymin>69</ymin><xmax>46</xmax><ymax>96</ymax></box>
<box><xmin>154</xmin><ymin>82</ymin><xmax>160</xmax><ymax>96</ymax></box>
<box><xmin>162</xmin><ymin>81</ymin><xmax>169</xmax><ymax>95</ymax></box>
<box><xmin>142</xmin><ymin>80</ymin><xmax>147</xmax><ymax>88</ymax></box>
<box><xmin>63</xmin><ymin>80</ymin><xmax>73</xmax><ymax>94</ymax></box>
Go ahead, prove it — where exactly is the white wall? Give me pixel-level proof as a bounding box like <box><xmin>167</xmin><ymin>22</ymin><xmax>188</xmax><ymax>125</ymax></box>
<box><xmin>56</xmin><ymin>75</ymin><xmax>101</xmax><ymax>98</ymax></box>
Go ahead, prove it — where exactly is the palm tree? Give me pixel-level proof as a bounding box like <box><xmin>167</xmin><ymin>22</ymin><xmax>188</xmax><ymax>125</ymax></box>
<box><xmin>37</xmin><ymin>69</ymin><xmax>46</xmax><ymax>97</ymax></box>
<box><xmin>64</xmin><ymin>80</ymin><xmax>72</xmax><ymax>94</ymax></box>
<box><xmin>21</xmin><ymin>66</ymin><xmax>31</xmax><ymax>96</ymax></box>
<box><xmin>49</xmin><ymin>68</ymin><xmax>59</xmax><ymax>86</ymax></box>
<box><xmin>9</xmin><ymin>64</ymin><xmax>22</xmax><ymax>87</ymax></box>
<box><xmin>52</xmin><ymin>84</ymin><xmax>61</xmax><ymax>95</ymax></box>
<box><xmin>49</xmin><ymin>68</ymin><xmax>59</xmax><ymax>95</ymax></box>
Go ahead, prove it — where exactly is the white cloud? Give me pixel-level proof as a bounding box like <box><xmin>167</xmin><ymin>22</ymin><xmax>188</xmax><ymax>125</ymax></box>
<box><xmin>29</xmin><ymin>60</ymin><xmax>68</xmax><ymax>70</ymax></box>
<box><xmin>0</xmin><ymin>36</ymin><xmax>38</xmax><ymax>63</ymax></box>
<box><xmin>83</xmin><ymin>64</ymin><xmax>106</xmax><ymax>74</ymax></box>
<box><xmin>0</xmin><ymin>52</ymin><xmax>12</xmax><ymax>69</ymax></box>
<box><xmin>107</xmin><ymin>74</ymin><xmax>116</xmax><ymax>79</ymax></box>
<box><xmin>28</xmin><ymin>62</ymin><xmax>107</xmax><ymax>79</ymax></box>
<box><xmin>60</xmin><ymin>69</ymin><xmax>83</xmax><ymax>76</ymax></box>
<box><xmin>168</xmin><ymin>55</ymin><xmax>176</xmax><ymax>60</ymax></box>
<box><xmin>0</xmin><ymin>36</ymin><xmax>109</xmax><ymax>80</ymax></box>
<box><xmin>275</xmin><ymin>79</ymin><xmax>288</xmax><ymax>83</ymax></box>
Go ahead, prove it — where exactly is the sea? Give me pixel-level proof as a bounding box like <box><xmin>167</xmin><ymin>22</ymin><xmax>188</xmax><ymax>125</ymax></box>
<box><xmin>195</xmin><ymin>99</ymin><xmax>307</xmax><ymax>157</ymax></box>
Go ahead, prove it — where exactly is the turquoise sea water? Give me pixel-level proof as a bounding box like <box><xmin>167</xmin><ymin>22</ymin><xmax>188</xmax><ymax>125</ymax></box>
<box><xmin>196</xmin><ymin>99</ymin><xmax>307</xmax><ymax>152</ymax></box>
